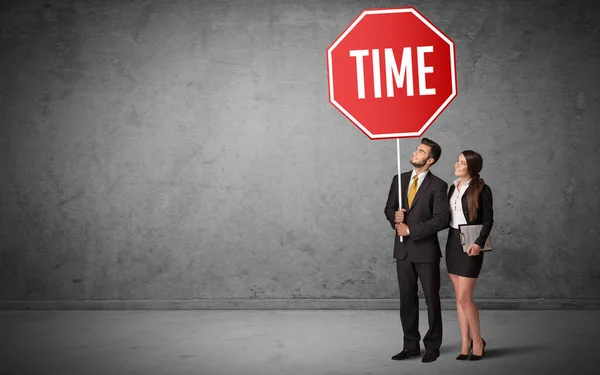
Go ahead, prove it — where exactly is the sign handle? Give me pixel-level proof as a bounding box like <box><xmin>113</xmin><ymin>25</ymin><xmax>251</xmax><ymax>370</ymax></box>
<box><xmin>397</xmin><ymin>138</ymin><xmax>403</xmax><ymax>242</ymax></box>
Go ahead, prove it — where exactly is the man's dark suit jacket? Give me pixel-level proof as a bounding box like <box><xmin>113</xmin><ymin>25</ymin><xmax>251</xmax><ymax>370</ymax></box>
<box><xmin>385</xmin><ymin>171</ymin><xmax>450</xmax><ymax>263</ymax></box>
<box><xmin>447</xmin><ymin>183</ymin><xmax>494</xmax><ymax>248</ymax></box>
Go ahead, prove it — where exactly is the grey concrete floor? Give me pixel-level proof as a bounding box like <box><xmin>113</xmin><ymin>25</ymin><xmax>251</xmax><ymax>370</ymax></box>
<box><xmin>1</xmin><ymin>310</ymin><xmax>599</xmax><ymax>375</ymax></box>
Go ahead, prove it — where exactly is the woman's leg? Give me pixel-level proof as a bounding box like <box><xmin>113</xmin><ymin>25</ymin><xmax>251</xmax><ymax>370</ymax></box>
<box><xmin>456</xmin><ymin>276</ymin><xmax>483</xmax><ymax>355</ymax></box>
<box><xmin>449</xmin><ymin>273</ymin><xmax>470</xmax><ymax>354</ymax></box>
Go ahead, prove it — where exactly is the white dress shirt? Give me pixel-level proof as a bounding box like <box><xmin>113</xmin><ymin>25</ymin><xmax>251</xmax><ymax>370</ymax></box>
<box><xmin>450</xmin><ymin>178</ymin><xmax>471</xmax><ymax>229</ymax></box>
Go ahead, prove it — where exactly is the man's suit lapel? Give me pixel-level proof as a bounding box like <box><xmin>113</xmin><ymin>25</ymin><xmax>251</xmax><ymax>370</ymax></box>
<box><xmin>407</xmin><ymin>172</ymin><xmax>432</xmax><ymax>213</ymax></box>
<box><xmin>401</xmin><ymin>173</ymin><xmax>410</xmax><ymax>210</ymax></box>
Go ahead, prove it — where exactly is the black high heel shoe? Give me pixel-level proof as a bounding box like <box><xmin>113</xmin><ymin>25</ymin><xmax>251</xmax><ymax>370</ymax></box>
<box><xmin>470</xmin><ymin>339</ymin><xmax>486</xmax><ymax>361</ymax></box>
<box><xmin>456</xmin><ymin>338</ymin><xmax>473</xmax><ymax>360</ymax></box>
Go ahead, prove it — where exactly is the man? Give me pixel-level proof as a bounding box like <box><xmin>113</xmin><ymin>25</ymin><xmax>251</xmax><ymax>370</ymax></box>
<box><xmin>384</xmin><ymin>138</ymin><xmax>449</xmax><ymax>363</ymax></box>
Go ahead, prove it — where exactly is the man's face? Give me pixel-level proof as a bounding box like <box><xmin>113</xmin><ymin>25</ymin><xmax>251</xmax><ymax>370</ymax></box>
<box><xmin>410</xmin><ymin>144</ymin><xmax>433</xmax><ymax>168</ymax></box>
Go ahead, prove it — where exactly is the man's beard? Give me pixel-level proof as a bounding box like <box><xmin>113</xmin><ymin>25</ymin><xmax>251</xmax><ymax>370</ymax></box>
<box><xmin>410</xmin><ymin>159</ymin><xmax>426</xmax><ymax>168</ymax></box>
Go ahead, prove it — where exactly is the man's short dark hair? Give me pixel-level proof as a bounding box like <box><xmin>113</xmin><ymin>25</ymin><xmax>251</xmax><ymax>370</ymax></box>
<box><xmin>421</xmin><ymin>138</ymin><xmax>442</xmax><ymax>165</ymax></box>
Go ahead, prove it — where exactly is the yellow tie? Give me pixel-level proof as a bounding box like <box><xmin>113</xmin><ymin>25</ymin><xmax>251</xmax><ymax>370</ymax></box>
<box><xmin>407</xmin><ymin>175</ymin><xmax>419</xmax><ymax>208</ymax></box>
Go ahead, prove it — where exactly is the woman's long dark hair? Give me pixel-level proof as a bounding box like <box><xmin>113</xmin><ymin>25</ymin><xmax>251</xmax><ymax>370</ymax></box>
<box><xmin>462</xmin><ymin>150</ymin><xmax>484</xmax><ymax>222</ymax></box>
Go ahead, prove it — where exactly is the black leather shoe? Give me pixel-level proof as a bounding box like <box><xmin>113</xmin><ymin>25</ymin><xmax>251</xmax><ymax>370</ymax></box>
<box><xmin>422</xmin><ymin>351</ymin><xmax>440</xmax><ymax>363</ymax></box>
<box><xmin>456</xmin><ymin>338</ymin><xmax>473</xmax><ymax>360</ymax></box>
<box><xmin>470</xmin><ymin>339</ymin><xmax>486</xmax><ymax>361</ymax></box>
<box><xmin>391</xmin><ymin>348</ymin><xmax>420</xmax><ymax>360</ymax></box>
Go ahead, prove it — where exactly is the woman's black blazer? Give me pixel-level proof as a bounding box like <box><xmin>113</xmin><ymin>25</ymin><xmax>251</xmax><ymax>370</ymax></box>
<box><xmin>448</xmin><ymin>183</ymin><xmax>494</xmax><ymax>248</ymax></box>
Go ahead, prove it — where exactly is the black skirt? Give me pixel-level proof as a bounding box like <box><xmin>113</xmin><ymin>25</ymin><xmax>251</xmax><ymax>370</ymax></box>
<box><xmin>446</xmin><ymin>227</ymin><xmax>484</xmax><ymax>278</ymax></box>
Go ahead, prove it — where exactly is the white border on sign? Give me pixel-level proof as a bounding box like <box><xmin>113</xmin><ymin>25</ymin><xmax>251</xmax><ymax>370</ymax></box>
<box><xmin>326</xmin><ymin>7</ymin><xmax>457</xmax><ymax>139</ymax></box>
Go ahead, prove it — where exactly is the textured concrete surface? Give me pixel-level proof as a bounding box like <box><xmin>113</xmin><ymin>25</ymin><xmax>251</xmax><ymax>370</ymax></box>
<box><xmin>1</xmin><ymin>310</ymin><xmax>600</xmax><ymax>375</ymax></box>
<box><xmin>3</xmin><ymin>297</ymin><xmax>600</xmax><ymax>310</ymax></box>
<box><xmin>1</xmin><ymin>0</ymin><xmax>599</xmax><ymax>305</ymax></box>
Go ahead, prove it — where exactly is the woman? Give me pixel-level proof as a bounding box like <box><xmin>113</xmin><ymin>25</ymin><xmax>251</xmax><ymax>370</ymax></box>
<box><xmin>446</xmin><ymin>150</ymin><xmax>493</xmax><ymax>361</ymax></box>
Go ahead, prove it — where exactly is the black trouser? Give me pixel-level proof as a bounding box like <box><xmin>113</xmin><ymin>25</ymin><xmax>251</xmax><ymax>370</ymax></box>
<box><xmin>396</xmin><ymin>259</ymin><xmax>442</xmax><ymax>353</ymax></box>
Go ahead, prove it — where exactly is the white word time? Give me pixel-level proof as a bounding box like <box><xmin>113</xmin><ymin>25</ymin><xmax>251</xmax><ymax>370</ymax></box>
<box><xmin>349</xmin><ymin>46</ymin><xmax>436</xmax><ymax>99</ymax></box>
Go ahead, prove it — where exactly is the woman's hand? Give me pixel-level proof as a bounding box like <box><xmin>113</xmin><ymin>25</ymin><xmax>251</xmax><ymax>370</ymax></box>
<box><xmin>467</xmin><ymin>243</ymin><xmax>481</xmax><ymax>256</ymax></box>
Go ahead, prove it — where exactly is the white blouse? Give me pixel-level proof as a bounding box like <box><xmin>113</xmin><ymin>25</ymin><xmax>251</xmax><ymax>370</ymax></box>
<box><xmin>450</xmin><ymin>178</ymin><xmax>471</xmax><ymax>229</ymax></box>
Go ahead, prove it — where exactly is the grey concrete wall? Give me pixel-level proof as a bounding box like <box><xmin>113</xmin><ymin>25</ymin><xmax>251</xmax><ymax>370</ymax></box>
<box><xmin>1</xmin><ymin>0</ymin><xmax>599</xmax><ymax>307</ymax></box>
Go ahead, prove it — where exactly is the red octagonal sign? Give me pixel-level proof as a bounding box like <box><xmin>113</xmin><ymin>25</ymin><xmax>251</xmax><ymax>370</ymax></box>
<box><xmin>327</xmin><ymin>7</ymin><xmax>457</xmax><ymax>139</ymax></box>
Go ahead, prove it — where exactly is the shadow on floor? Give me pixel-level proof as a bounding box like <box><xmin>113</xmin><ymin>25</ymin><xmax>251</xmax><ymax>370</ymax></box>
<box><xmin>483</xmin><ymin>345</ymin><xmax>547</xmax><ymax>358</ymax></box>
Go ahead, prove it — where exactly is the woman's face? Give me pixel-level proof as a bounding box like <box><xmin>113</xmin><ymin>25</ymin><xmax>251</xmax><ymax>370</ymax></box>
<box><xmin>455</xmin><ymin>153</ymin><xmax>469</xmax><ymax>178</ymax></box>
